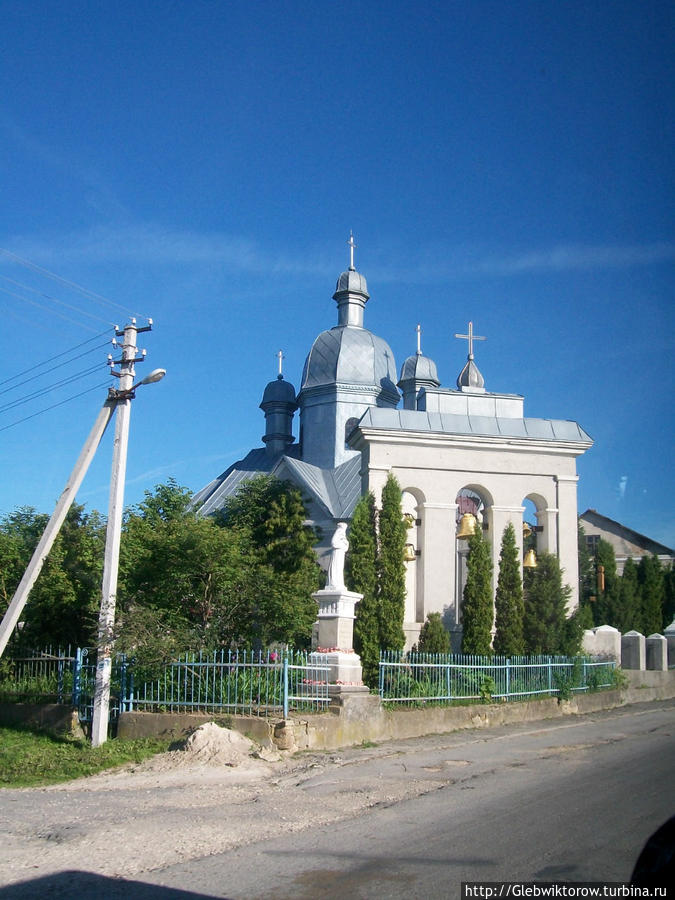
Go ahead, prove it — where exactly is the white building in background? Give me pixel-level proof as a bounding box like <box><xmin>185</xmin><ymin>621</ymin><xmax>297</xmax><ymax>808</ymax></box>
<box><xmin>195</xmin><ymin>240</ymin><xmax>593</xmax><ymax>649</ymax></box>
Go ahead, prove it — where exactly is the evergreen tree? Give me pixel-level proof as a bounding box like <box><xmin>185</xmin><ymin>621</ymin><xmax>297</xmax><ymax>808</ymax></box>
<box><xmin>663</xmin><ymin>565</ymin><xmax>675</xmax><ymax>630</ymax></box>
<box><xmin>577</xmin><ymin>523</ymin><xmax>594</xmax><ymax>606</ymax></box>
<box><xmin>592</xmin><ymin>539</ymin><xmax>620</xmax><ymax>627</ymax></box>
<box><xmin>617</xmin><ymin>557</ymin><xmax>640</xmax><ymax>633</ymax></box>
<box><xmin>414</xmin><ymin>612</ymin><xmax>450</xmax><ymax>654</ymax></box>
<box><xmin>493</xmin><ymin>523</ymin><xmax>525</xmax><ymax>656</ymax></box>
<box><xmin>345</xmin><ymin>492</ymin><xmax>380</xmax><ymax>686</ymax></box>
<box><xmin>377</xmin><ymin>474</ymin><xmax>407</xmax><ymax>652</ymax></box>
<box><xmin>637</xmin><ymin>555</ymin><xmax>665</xmax><ymax>636</ymax></box>
<box><xmin>461</xmin><ymin>526</ymin><xmax>494</xmax><ymax>655</ymax></box>
<box><xmin>523</xmin><ymin>552</ymin><xmax>571</xmax><ymax>654</ymax></box>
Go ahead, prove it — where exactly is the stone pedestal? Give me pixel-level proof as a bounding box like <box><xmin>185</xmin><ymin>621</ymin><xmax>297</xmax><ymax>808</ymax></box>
<box><xmin>593</xmin><ymin>625</ymin><xmax>621</xmax><ymax>661</ymax></box>
<box><xmin>664</xmin><ymin>620</ymin><xmax>675</xmax><ymax>668</ymax></box>
<box><xmin>621</xmin><ymin>630</ymin><xmax>646</xmax><ymax>670</ymax></box>
<box><xmin>646</xmin><ymin>634</ymin><xmax>668</xmax><ymax>671</ymax></box>
<box><xmin>311</xmin><ymin>588</ymin><xmax>364</xmax><ymax>685</ymax></box>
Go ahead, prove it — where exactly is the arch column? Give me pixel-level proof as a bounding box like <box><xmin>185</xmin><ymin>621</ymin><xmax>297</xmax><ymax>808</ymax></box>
<box><xmin>536</xmin><ymin>506</ymin><xmax>559</xmax><ymax>556</ymax></box>
<box><xmin>420</xmin><ymin>501</ymin><xmax>457</xmax><ymax>623</ymax></box>
<box><xmin>489</xmin><ymin>505</ymin><xmax>527</xmax><ymax>574</ymax></box>
<box><xmin>555</xmin><ymin>475</ymin><xmax>580</xmax><ymax>610</ymax></box>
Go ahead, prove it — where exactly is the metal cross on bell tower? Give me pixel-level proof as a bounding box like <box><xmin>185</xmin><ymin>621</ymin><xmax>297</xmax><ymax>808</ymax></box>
<box><xmin>454</xmin><ymin>321</ymin><xmax>486</xmax><ymax>359</ymax></box>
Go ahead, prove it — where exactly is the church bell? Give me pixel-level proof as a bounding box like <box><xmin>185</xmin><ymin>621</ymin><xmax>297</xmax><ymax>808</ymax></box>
<box><xmin>456</xmin><ymin>513</ymin><xmax>477</xmax><ymax>539</ymax></box>
<box><xmin>523</xmin><ymin>549</ymin><xmax>537</xmax><ymax>568</ymax></box>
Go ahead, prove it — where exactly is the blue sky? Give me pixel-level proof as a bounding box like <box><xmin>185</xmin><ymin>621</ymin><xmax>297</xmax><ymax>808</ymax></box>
<box><xmin>1</xmin><ymin>0</ymin><xmax>673</xmax><ymax>547</ymax></box>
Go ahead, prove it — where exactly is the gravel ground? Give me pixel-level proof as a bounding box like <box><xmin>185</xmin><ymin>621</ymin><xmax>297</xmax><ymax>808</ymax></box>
<box><xmin>0</xmin><ymin>723</ymin><xmax>446</xmax><ymax>888</ymax></box>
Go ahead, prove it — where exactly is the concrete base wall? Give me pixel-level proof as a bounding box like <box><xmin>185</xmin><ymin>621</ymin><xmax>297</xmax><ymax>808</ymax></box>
<box><xmin>0</xmin><ymin>702</ymin><xmax>84</xmax><ymax>738</ymax></box>
<box><xmin>4</xmin><ymin>671</ymin><xmax>674</xmax><ymax>750</ymax></box>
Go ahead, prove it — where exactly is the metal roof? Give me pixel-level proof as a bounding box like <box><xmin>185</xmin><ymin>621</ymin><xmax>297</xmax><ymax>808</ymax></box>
<box><xmin>356</xmin><ymin>407</ymin><xmax>593</xmax><ymax>444</ymax></box>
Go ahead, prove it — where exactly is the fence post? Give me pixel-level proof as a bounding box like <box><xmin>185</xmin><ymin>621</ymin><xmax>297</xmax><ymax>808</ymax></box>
<box><xmin>506</xmin><ymin>658</ymin><xmax>511</xmax><ymax>700</ymax></box>
<box><xmin>72</xmin><ymin>647</ymin><xmax>82</xmax><ymax>709</ymax></box>
<box><xmin>547</xmin><ymin>656</ymin><xmax>553</xmax><ymax>696</ymax></box>
<box><xmin>283</xmin><ymin>654</ymin><xmax>289</xmax><ymax>719</ymax></box>
<box><xmin>120</xmin><ymin>654</ymin><xmax>127</xmax><ymax>713</ymax></box>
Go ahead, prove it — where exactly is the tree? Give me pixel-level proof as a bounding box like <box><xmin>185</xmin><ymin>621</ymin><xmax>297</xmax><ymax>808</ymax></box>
<box><xmin>637</xmin><ymin>555</ymin><xmax>665</xmax><ymax>636</ymax></box>
<box><xmin>0</xmin><ymin>504</ymin><xmax>104</xmax><ymax>650</ymax></box>
<box><xmin>616</xmin><ymin>557</ymin><xmax>640</xmax><ymax>633</ymax></box>
<box><xmin>119</xmin><ymin>477</ymin><xmax>321</xmax><ymax>655</ymax></box>
<box><xmin>345</xmin><ymin>492</ymin><xmax>380</xmax><ymax>686</ymax></box>
<box><xmin>523</xmin><ymin>552</ymin><xmax>572</xmax><ymax>655</ymax></box>
<box><xmin>461</xmin><ymin>526</ymin><xmax>494</xmax><ymax>655</ymax></box>
<box><xmin>493</xmin><ymin>523</ymin><xmax>525</xmax><ymax>656</ymax></box>
<box><xmin>577</xmin><ymin>523</ymin><xmax>594</xmax><ymax>609</ymax></box>
<box><xmin>663</xmin><ymin>565</ymin><xmax>675</xmax><ymax>630</ymax></box>
<box><xmin>377</xmin><ymin>474</ymin><xmax>406</xmax><ymax>652</ymax></box>
<box><xmin>592</xmin><ymin>539</ymin><xmax>620</xmax><ymax>627</ymax></box>
<box><xmin>414</xmin><ymin>612</ymin><xmax>450</xmax><ymax>654</ymax></box>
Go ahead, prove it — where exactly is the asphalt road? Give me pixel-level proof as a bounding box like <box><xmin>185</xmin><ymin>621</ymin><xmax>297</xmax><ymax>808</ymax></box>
<box><xmin>2</xmin><ymin>701</ymin><xmax>674</xmax><ymax>899</ymax></box>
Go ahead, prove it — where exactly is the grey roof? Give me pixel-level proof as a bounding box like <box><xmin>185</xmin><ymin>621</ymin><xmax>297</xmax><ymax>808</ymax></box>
<box><xmin>579</xmin><ymin>509</ymin><xmax>674</xmax><ymax>555</ymax></box>
<box><xmin>334</xmin><ymin>268</ymin><xmax>369</xmax><ymax>298</ymax></box>
<box><xmin>356</xmin><ymin>407</ymin><xmax>593</xmax><ymax>444</ymax></box>
<box><xmin>193</xmin><ymin>447</ymin><xmax>362</xmax><ymax>521</ymax></box>
<box><xmin>260</xmin><ymin>375</ymin><xmax>296</xmax><ymax>407</ymax></box>
<box><xmin>300</xmin><ymin>325</ymin><xmax>398</xmax><ymax>398</ymax></box>
<box><xmin>398</xmin><ymin>353</ymin><xmax>440</xmax><ymax>386</ymax></box>
<box><xmin>457</xmin><ymin>357</ymin><xmax>485</xmax><ymax>391</ymax></box>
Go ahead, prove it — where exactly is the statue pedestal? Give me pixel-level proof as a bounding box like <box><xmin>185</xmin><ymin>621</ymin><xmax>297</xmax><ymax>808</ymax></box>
<box><xmin>311</xmin><ymin>588</ymin><xmax>364</xmax><ymax>685</ymax></box>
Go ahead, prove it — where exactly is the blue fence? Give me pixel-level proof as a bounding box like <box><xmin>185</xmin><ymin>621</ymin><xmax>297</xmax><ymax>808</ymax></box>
<box><xmin>0</xmin><ymin>648</ymin><xmax>331</xmax><ymax>724</ymax></box>
<box><xmin>379</xmin><ymin>651</ymin><xmax>617</xmax><ymax>706</ymax></box>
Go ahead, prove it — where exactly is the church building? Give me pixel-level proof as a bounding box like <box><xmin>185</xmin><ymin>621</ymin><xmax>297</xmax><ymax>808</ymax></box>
<box><xmin>194</xmin><ymin>238</ymin><xmax>593</xmax><ymax>648</ymax></box>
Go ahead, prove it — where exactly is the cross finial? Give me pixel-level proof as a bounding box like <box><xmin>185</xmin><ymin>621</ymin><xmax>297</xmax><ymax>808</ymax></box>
<box><xmin>454</xmin><ymin>321</ymin><xmax>486</xmax><ymax>359</ymax></box>
<box><xmin>347</xmin><ymin>231</ymin><xmax>356</xmax><ymax>270</ymax></box>
<box><xmin>416</xmin><ymin>323</ymin><xmax>422</xmax><ymax>356</ymax></box>
<box><xmin>277</xmin><ymin>349</ymin><xmax>284</xmax><ymax>377</ymax></box>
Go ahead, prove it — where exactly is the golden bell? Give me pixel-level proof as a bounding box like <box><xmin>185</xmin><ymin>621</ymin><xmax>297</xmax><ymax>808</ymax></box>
<box><xmin>456</xmin><ymin>513</ymin><xmax>477</xmax><ymax>539</ymax></box>
<box><xmin>523</xmin><ymin>548</ymin><xmax>537</xmax><ymax>568</ymax></box>
<box><xmin>523</xmin><ymin>522</ymin><xmax>533</xmax><ymax>539</ymax></box>
<box><xmin>403</xmin><ymin>513</ymin><xmax>415</xmax><ymax>528</ymax></box>
<box><xmin>403</xmin><ymin>543</ymin><xmax>417</xmax><ymax>561</ymax></box>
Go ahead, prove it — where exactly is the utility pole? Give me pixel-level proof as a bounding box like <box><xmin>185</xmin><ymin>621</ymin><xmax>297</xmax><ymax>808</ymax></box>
<box><xmin>90</xmin><ymin>319</ymin><xmax>151</xmax><ymax>747</ymax></box>
<box><xmin>0</xmin><ymin>400</ymin><xmax>116</xmax><ymax>658</ymax></box>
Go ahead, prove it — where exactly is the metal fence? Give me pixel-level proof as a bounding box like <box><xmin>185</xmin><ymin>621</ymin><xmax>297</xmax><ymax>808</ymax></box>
<box><xmin>379</xmin><ymin>651</ymin><xmax>617</xmax><ymax>706</ymax></box>
<box><xmin>0</xmin><ymin>648</ymin><xmax>331</xmax><ymax>724</ymax></box>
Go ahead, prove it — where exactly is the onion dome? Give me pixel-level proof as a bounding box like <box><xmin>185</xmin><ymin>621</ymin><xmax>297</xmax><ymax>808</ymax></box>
<box><xmin>260</xmin><ymin>374</ymin><xmax>297</xmax><ymax>456</ymax></box>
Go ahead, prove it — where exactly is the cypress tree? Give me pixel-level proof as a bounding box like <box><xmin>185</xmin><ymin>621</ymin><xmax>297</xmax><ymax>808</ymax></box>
<box><xmin>638</xmin><ymin>555</ymin><xmax>665</xmax><ymax>636</ymax></box>
<box><xmin>415</xmin><ymin>612</ymin><xmax>450</xmax><ymax>654</ymax></box>
<box><xmin>377</xmin><ymin>474</ymin><xmax>407</xmax><ymax>652</ymax></box>
<box><xmin>577</xmin><ymin>523</ymin><xmax>594</xmax><ymax>605</ymax></box>
<box><xmin>523</xmin><ymin>551</ymin><xmax>571</xmax><ymax>654</ymax></box>
<box><xmin>663</xmin><ymin>565</ymin><xmax>675</xmax><ymax>630</ymax></box>
<box><xmin>617</xmin><ymin>556</ymin><xmax>639</xmax><ymax>633</ymax></box>
<box><xmin>345</xmin><ymin>492</ymin><xmax>380</xmax><ymax>686</ymax></box>
<box><xmin>593</xmin><ymin>539</ymin><xmax>619</xmax><ymax>627</ymax></box>
<box><xmin>461</xmin><ymin>526</ymin><xmax>494</xmax><ymax>655</ymax></box>
<box><xmin>493</xmin><ymin>523</ymin><xmax>525</xmax><ymax>656</ymax></box>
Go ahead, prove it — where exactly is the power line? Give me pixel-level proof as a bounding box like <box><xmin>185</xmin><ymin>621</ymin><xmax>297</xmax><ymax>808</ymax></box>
<box><xmin>0</xmin><ymin>341</ymin><xmax>112</xmax><ymax>397</ymax></box>
<box><xmin>0</xmin><ymin>363</ymin><xmax>108</xmax><ymax>414</ymax></box>
<box><xmin>0</xmin><ymin>285</ymin><xmax>104</xmax><ymax>333</ymax></box>
<box><xmin>0</xmin><ymin>381</ymin><xmax>112</xmax><ymax>433</ymax></box>
<box><xmin>0</xmin><ymin>247</ymin><xmax>146</xmax><ymax>319</ymax></box>
<box><xmin>0</xmin><ymin>330</ymin><xmax>112</xmax><ymax>388</ymax></box>
<box><xmin>0</xmin><ymin>274</ymin><xmax>115</xmax><ymax>326</ymax></box>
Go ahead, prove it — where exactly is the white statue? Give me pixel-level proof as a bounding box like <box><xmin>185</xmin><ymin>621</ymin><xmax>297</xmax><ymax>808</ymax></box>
<box><xmin>326</xmin><ymin>522</ymin><xmax>349</xmax><ymax>591</ymax></box>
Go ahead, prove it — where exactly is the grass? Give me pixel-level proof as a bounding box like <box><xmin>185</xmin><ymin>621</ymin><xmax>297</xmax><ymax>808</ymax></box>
<box><xmin>0</xmin><ymin>726</ymin><xmax>171</xmax><ymax>788</ymax></box>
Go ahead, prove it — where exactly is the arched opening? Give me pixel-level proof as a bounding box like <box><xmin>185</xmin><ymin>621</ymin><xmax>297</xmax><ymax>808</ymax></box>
<box><xmin>454</xmin><ymin>486</ymin><xmax>492</xmax><ymax>627</ymax></box>
<box><xmin>522</xmin><ymin>493</ymin><xmax>548</xmax><ymax>566</ymax></box>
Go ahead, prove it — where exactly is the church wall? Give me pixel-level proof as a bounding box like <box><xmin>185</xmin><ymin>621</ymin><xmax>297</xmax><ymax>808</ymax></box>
<box><xmin>357</xmin><ymin>430</ymin><xmax>584</xmax><ymax>643</ymax></box>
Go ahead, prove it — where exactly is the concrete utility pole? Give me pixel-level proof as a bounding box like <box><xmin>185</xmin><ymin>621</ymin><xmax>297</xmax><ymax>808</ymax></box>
<box><xmin>0</xmin><ymin>401</ymin><xmax>116</xmax><ymax>658</ymax></box>
<box><xmin>91</xmin><ymin>320</ymin><xmax>153</xmax><ymax>747</ymax></box>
